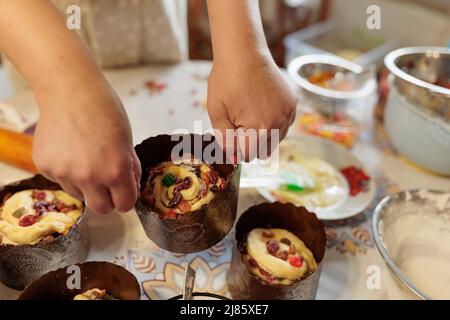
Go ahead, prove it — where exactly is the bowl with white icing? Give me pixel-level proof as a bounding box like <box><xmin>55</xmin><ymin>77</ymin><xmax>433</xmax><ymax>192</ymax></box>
<box><xmin>373</xmin><ymin>189</ymin><xmax>450</xmax><ymax>299</ymax></box>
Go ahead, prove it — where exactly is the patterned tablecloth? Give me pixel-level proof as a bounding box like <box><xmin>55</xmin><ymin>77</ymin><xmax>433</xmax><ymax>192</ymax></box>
<box><xmin>0</xmin><ymin>61</ymin><xmax>449</xmax><ymax>300</ymax></box>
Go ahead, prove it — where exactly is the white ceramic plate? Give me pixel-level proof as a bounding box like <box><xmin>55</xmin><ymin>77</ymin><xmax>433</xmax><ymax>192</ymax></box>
<box><xmin>245</xmin><ymin>134</ymin><xmax>376</xmax><ymax>220</ymax></box>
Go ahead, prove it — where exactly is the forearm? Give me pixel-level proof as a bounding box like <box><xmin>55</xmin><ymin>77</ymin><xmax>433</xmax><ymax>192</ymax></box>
<box><xmin>206</xmin><ymin>0</ymin><xmax>270</xmax><ymax>62</ymax></box>
<box><xmin>0</xmin><ymin>0</ymin><xmax>104</xmax><ymax>106</ymax></box>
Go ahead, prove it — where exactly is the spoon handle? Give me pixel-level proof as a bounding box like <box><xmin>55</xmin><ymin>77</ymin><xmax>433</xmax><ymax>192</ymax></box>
<box><xmin>183</xmin><ymin>264</ymin><xmax>196</xmax><ymax>300</ymax></box>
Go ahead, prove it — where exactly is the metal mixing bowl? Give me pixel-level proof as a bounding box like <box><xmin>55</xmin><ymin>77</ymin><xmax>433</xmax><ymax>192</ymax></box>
<box><xmin>288</xmin><ymin>54</ymin><xmax>378</xmax><ymax>126</ymax></box>
<box><xmin>385</xmin><ymin>47</ymin><xmax>450</xmax><ymax>122</ymax></box>
<box><xmin>384</xmin><ymin>47</ymin><xmax>450</xmax><ymax>175</ymax></box>
<box><xmin>372</xmin><ymin>189</ymin><xmax>450</xmax><ymax>300</ymax></box>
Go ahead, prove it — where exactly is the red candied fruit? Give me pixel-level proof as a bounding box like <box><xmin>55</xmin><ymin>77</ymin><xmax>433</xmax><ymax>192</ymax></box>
<box><xmin>19</xmin><ymin>215</ymin><xmax>38</xmax><ymax>227</ymax></box>
<box><xmin>164</xmin><ymin>210</ymin><xmax>177</xmax><ymax>220</ymax></box>
<box><xmin>289</xmin><ymin>256</ymin><xmax>303</xmax><ymax>268</ymax></box>
<box><xmin>340</xmin><ymin>166</ymin><xmax>370</xmax><ymax>196</ymax></box>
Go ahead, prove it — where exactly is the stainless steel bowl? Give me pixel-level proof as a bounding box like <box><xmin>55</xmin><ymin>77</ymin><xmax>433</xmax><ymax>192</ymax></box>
<box><xmin>288</xmin><ymin>54</ymin><xmax>378</xmax><ymax>124</ymax></box>
<box><xmin>372</xmin><ymin>189</ymin><xmax>450</xmax><ymax>300</ymax></box>
<box><xmin>385</xmin><ymin>47</ymin><xmax>450</xmax><ymax>122</ymax></box>
<box><xmin>384</xmin><ymin>47</ymin><xmax>450</xmax><ymax>175</ymax></box>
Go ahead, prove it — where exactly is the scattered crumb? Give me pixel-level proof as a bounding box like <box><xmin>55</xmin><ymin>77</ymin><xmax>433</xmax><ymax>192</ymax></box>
<box><xmin>144</xmin><ymin>80</ymin><xmax>168</xmax><ymax>95</ymax></box>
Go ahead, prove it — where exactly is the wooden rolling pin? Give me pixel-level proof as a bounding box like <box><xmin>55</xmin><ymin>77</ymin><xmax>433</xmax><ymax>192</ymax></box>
<box><xmin>0</xmin><ymin>128</ymin><xmax>37</xmax><ymax>173</ymax></box>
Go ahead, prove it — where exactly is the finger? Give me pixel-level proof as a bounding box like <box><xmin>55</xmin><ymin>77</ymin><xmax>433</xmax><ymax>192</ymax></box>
<box><xmin>236</xmin><ymin>128</ymin><xmax>259</xmax><ymax>162</ymax></box>
<box><xmin>207</xmin><ymin>99</ymin><xmax>238</xmax><ymax>162</ymax></box>
<box><xmin>109</xmin><ymin>169</ymin><xmax>138</xmax><ymax>213</ymax></box>
<box><xmin>131</xmin><ymin>150</ymin><xmax>142</xmax><ymax>194</ymax></box>
<box><xmin>58</xmin><ymin>179</ymin><xmax>84</xmax><ymax>201</ymax></box>
<box><xmin>81</xmin><ymin>184</ymin><xmax>114</xmax><ymax>215</ymax></box>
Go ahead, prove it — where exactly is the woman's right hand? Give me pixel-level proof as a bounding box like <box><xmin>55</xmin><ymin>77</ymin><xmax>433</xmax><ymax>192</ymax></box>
<box><xmin>33</xmin><ymin>74</ymin><xmax>141</xmax><ymax>214</ymax></box>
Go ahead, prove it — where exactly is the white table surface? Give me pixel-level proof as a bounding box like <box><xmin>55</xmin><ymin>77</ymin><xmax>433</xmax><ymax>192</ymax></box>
<box><xmin>0</xmin><ymin>61</ymin><xmax>449</xmax><ymax>300</ymax></box>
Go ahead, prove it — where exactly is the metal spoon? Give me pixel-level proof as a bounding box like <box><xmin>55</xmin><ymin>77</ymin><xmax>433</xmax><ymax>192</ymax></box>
<box><xmin>183</xmin><ymin>264</ymin><xmax>196</xmax><ymax>300</ymax></box>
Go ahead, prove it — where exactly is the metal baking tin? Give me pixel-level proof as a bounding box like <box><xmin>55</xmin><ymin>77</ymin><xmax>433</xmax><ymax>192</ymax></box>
<box><xmin>19</xmin><ymin>261</ymin><xmax>141</xmax><ymax>300</ymax></box>
<box><xmin>134</xmin><ymin>134</ymin><xmax>241</xmax><ymax>254</ymax></box>
<box><xmin>228</xmin><ymin>202</ymin><xmax>326</xmax><ymax>300</ymax></box>
<box><xmin>0</xmin><ymin>174</ymin><xmax>89</xmax><ymax>290</ymax></box>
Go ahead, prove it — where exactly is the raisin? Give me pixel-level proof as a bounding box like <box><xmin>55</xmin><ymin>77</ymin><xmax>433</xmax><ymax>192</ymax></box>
<box><xmin>32</xmin><ymin>190</ymin><xmax>46</xmax><ymax>201</ymax></box>
<box><xmin>289</xmin><ymin>244</ymin><xmax>297</xmax><ymax>255</ymax></box>
<box><xmin>248</xmin><ymin>259</ymin><xmax>258</xmax><ymax>268</ymax></box>
<box><xmin>238</xmin><ymin>241</ymin><xmax>248</xmax><ymax>254</ymax></box>
<box><xmin>168</xmin><ymin>192</ymin><xmax>182</xmax><ymax>208</ymax></box>
<box><xmin>262</xmin><ymin>230</ymin><xmax>274</xmax><ymax>238</ymax></box>
<box><xmin>276</xmin><ymin>250</ymin><xmax>289</xmax><ymax>261</ymax></box>
<box><xmin>266</xmin><ymin>240</ymin><xmax>279</xmax><ymax>255</ymax></box>
<box><xmin>206</xmin><ymin>170</ymin><xmax>218</xmax><ymax>185</ymax></box>
<box><xmin>210</xmin><ymin>185</ymin><xmax>219</xmax><ymax>193</ymax></box>
<box><xmin>280</xmin><ymin>238</ymin><xmax>291</xmax><ymax>246</ymax></box>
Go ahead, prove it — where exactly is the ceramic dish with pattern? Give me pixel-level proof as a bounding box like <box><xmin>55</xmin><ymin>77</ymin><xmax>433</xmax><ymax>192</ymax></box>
<box><xmin>250</xmin><ymin>134</ymin><xmax>375</xmax><ymax>220</ymax></box>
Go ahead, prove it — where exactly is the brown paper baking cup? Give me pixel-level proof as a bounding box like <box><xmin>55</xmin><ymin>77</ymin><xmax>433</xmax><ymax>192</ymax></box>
<box><xmin>0</xmin><ymin>174</ymin><xmax>89</xmax><ymax>290</ymax></box>
<box><xmin>135</xmin><ymin>134</ymin><xmax>240</xmax><ymax>254</ymax></box>
<box><xmin>19</xmin><ymin>262</ymin><xmax>141</xmax><ymax>300</ymax></box>
<box><xmin>228</xmin><ymin>202</ymin><xmax>326</xmax><ymax>300</ymax></box>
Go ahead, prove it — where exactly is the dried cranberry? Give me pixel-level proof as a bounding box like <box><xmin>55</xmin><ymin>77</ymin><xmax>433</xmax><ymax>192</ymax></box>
<box><xmin>289</xmin><ymin>256</ymin><xmax>303</xmax><ymax>268</ymax></box>
<box><xmin>262</xmin><ymin>230</ymin><xmax>274</xmax><ymax>238</ymax></box>
<box><xmin>248</xmin><ymin>259</ymin><xmax>258</xmax><ymax>268</ymax></box>
<box><xmin>280</xmin><ymin>238</ymin><xmax>291</xmax><ymax>246</ymax></box>
<box><xmin>19</xmin><ymin>215</ymin><xmax>38</xmax><ymax>227</ymax></box>
<box><xmin>276</xmin><ymin>250</ymin><xmax>289</xmax><ymax>261</ymax></box>
<box><xmin>266</xmin><ymin>240</ymin><xmax>279</xmax><ymax>255</ymax></box>
<box><xmin>259</xmin><ymin>267</ymin><xmax>276</xmax><ymax>283</ymax></box>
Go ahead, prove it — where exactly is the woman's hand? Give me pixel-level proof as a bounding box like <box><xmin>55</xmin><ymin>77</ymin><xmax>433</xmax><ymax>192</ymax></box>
<box><xmin>207</xmin><ymin>52</ymin><xmax>297</xmax><ymax>161</ymax></box>
<box><xmin>33</xmin><ymin>75</ymin><xmax>141</xmax><ymax>214</ymax></box>
<box><xmin>206</xmin><ymin>0</ymin><xmax>298</xmax><ymax>161</ymax></box>
<box><xmin>0</xmin><ymin>0</ymin><xmax>141</xmax><ymax>214</ymax></box>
